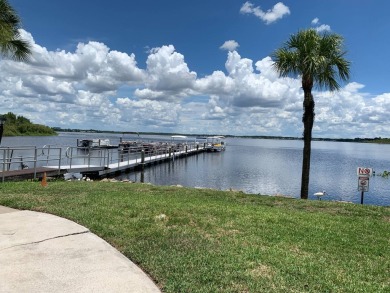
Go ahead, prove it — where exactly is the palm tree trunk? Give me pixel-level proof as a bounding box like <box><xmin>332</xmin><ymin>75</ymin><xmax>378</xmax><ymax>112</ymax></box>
<box><xmin>300</xmin><ymin>87</ymin><xmax>315</xmax><ymax>199</ymax></box>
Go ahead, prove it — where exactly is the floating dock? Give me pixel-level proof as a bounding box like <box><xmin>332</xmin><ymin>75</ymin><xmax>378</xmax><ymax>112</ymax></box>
<box><xmin>0</xmin><ymin>142</ymin><xmax>206</xmax><ymax>181</ymax></box>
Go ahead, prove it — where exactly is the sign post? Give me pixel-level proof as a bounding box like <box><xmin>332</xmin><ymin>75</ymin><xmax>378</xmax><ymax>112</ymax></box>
<box><xmin>357</xmin><ymin>167</ymin><xmax>372</xmax><ymax>205</ymax></box>
<box><xmin>358</xmin><ymin>176</ymin><xmax>369</xmax><ymax>204</ymax></box>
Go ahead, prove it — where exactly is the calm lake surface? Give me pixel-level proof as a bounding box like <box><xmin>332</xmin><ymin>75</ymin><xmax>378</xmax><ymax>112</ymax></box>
<box><xmin>2</xmin><ymin>132</ymin><xmax>390</xmax><ymax>206</ymax></box>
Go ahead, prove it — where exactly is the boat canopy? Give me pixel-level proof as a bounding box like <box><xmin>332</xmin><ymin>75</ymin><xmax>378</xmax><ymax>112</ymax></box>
<box><xmin>171</xmin><ymin>135</ymin><xmax>187</xmax><ymax>139</ymax></box>
<box><xmin>207</xmin><ymin>136</ymin><xmax>225</xmax><ymax>140</ymax></box>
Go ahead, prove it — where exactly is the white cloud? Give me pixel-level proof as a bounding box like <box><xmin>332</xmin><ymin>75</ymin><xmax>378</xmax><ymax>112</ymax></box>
<box><xmin>316</xmin><ymin>24</ymin><xmax>331</xmax><ymax>33</ymax></box>
<box><xmin>145</xmin><ymin>45</ymin><xmax>197</xmax><ymax>94</ymax></box>
<box><xmin>224</xmin><ymin>51</ymin><xmax>293</xmax><ymax>108</ymax></box>
<box><xmin>240</xmin><ymin>1</ymin><xmax>290</xmax><ymax>24</ymax></box>
<box><xmin>311</xmin><ymin>18</ymin><xmax>331</xmax><ymax>32</ymax></box>
<box><xmin>195</xmin><ymin>71</ymin><xmax>234</xmax><ymax>95</ymax></box>
<box><xmin>344</xmin><ymin>82</ymin><xmax>365</xmax><ymax>93</ymax></box>
<box><xmin>220</xmin><ymin>40</ymin><xmax>240</xmax><ymax>51</ymax></box>
<box><xmin>75</xmin><ymin>90</ymin><xmax>107</xmax><ymax>107</ymax></box>
<box><xmin>116</xmin><ymin>98</ymin><xmax>182</xmax><ymax>128</ymax></box>
<box><xmin>255</xmin><ymin>56</ymin><xmax>279</xmax><ymax>81</ymax></box>
<box><xmin>225</xmin><ymin>51</ymin><xmax>254</xmax><ymax>77</ymax></box>
<box><xmin>311</xmin><ymin>18</ymin><xmax>319</xmax><ymax>25</ymax></box>
<box><xmin>134</xmin><ymin>88</ymin><xmax>165</xmax><ymax>100</ymax></box>
<box><xmin>1</xmin><ymin>29</ymin><xmax>390</xmax><ymax>137</ymax></box>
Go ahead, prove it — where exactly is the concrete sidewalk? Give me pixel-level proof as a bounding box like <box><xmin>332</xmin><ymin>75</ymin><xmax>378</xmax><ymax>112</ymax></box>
<box><xmin>0</xmin><ymin>206</ymin><xmax>161</xmax><ymax>293</ymax></box>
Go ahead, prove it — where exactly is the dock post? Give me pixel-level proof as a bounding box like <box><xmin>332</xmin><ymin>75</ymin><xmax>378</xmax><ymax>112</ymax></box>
<box><xmin>33</xmin><ymin>147</ymin><xmax>37</xmax><ymax>180</ymax></box>
<box><xmin>88</xmin><ymin>148</ymin><xmax>91</xmax><ymax>168</ymax></box>
<box><xmin>2</xmin><ymin>149</ymin><xmax>5</xmax><ymax>182</ymax></box>
<box><xmin>6</xmin><ymin>148</ymin><xmax>11</xmax><ymax>171</ymax></box>
<box><xmin>69</xmin><ymin>147</ymin><xmax>73</xmax><ymax>169</ymax></box>
<box><xmin>58</xmin><ymin>148</ymin><xmax>62</xmax><ymax>176</ymax></box>
<box><xmin>46</xmin><ymin>145</ymin><xmax>51</xmax><ymax>165</ymax></box>
<box><xmin>141</xmin><ymin>150</ymin><xmax>145</xmax><ymax>169</ymax></box>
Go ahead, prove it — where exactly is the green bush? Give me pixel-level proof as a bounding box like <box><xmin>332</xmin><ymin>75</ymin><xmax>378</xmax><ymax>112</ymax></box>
<box><xmin>1</xmin><ymin>112</ymin><xmax>57</xmax><ymax>136</ymax></box>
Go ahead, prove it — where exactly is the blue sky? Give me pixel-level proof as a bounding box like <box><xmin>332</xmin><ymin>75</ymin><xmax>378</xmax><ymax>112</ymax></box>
<box><xmin>2</xmin><ymin>0</ymin><xmax>390</xmax><ymax>138</ymax></box>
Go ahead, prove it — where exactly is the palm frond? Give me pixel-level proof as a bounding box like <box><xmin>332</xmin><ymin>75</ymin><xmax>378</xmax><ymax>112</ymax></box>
<box><xmin>272</xmin><ymin>28</ymin><xmax>350</xmax><ymax>92</ymax></box>
<box><xmin>1</xmin><ymin>39</ymin><xmax>31</xmax><ymax>61</ymax></box>
<box><xmin>0</xmin><ymin>0</ymin><xmax>31</xmax><ymax>61</ymax></box>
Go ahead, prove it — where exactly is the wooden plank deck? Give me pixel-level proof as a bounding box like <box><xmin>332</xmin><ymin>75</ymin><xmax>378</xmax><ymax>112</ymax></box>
<box><xmin>0</xmin><ymin>167</ymin><xmax>66</xmax><ymax>180</ymax></box>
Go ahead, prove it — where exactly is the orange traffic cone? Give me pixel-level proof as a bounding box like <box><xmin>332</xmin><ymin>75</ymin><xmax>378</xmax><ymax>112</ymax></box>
<box><xmin>41</xmin><ymin>172</ymin><xmax>48</xmax><ymax>187</ymax></box>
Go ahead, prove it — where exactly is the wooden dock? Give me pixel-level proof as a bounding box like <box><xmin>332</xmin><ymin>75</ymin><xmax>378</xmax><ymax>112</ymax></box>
<box><xmin>0</xmin><ymin>167</ymin><xmax>67</xmax><ymax>181</ymax></box>
<box><xmin>1</xmin><ymin>143</ymin><xmax>206</xmax><ymax>181</ymax></box>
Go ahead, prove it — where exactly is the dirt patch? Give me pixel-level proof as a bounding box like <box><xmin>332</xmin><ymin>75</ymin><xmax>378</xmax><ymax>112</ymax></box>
<box><xmin>248</xmin><ymin>264</ymin><xmax>275</xmax><ymax>279</ymax></box>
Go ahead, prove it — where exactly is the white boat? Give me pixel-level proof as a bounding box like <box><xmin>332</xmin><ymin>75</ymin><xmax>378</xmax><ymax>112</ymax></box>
<box><xmin>77</xmin><ymin>138</ymin><xmax>116</xmax><ymax>149</ymax></box>
<box><xmin>118</xmin><ymin>140</ymin><xmax>139</xmax><ymax>151</ymax></box>
<box><xmin>206</xmin><ymin>136</ymin><xmax>226</xmax><ymax>152</ymax></box>
<box><xmin>170</xmin><ymin>135</ymin><xmax>188</xmax><ymax>151</ymax></box>
<box><xmin>171</xmin><ymin>135</ymin><xmax>188</xmax><ymax>141</ymax></box>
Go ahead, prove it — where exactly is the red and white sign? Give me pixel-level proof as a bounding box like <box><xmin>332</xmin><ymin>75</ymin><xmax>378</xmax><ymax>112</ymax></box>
<box><xmin>357</xmin><ymin>167</ymin><xmax>373</xmax><ymax>177</ymax></box>
<box><xmin>358</xmin><ymin>176</ymin><xmax>369</xmax><ymax>192</ymax></box>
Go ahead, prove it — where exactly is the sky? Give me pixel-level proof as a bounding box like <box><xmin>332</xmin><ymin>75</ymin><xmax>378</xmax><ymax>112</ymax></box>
<box><xmin>1</xmin><ymin>0</ymin><xmax>390</xmax><ymax>138</ymax></box>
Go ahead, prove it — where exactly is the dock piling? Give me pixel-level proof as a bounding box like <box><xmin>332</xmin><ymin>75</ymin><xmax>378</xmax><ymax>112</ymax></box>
<box><xmin>141</xmin><ymin>150</ymin><xmax>145</xmax><ymax>170</ymax></box>
<box><xmin>33</xmin><ymin>147</ymin><xmax>37</xmax><ymax>180</ymax></box>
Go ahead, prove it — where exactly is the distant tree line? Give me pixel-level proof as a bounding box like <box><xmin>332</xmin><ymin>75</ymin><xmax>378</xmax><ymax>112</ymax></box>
<box><xmin>313</xmin><ymin>137</ymin><xmax>390</xmax><ymax>144</ymax></box>
<box><xmin>1</xmin><ymin>112</ymin><xmax>57</xmax><ymax>136</ymax></box>
<box><xmin>52</xmin><ymin>127</ymin><xmax>390</xmax><ymax>144</ymax></box>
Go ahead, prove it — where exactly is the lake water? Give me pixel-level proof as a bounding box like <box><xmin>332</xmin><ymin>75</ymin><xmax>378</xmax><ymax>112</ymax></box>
<box><xmin>2</xmin><ymin>132</ymin><xmax>390</xmax><ymax>206</ymax></box>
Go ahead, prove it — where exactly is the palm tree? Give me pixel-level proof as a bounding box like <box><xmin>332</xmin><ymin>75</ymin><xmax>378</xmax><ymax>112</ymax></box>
<box><xmin>0</xmin><ymin>0</ymin><xmax>31</xmax><ymax>145</ymax></box>
<box><xmin>0</xmin><ymin>0</ymin><xmax>31</xmax><ymax>61</ymax></box>
<box><xmin>272</xmin><ymin>29</ymin><xmax>350</xmax><ymax>199</ymax></box>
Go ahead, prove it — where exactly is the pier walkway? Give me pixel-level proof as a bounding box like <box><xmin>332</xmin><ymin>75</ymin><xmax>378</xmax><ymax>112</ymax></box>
<box><xmin>1</xmin><ymin>143</ymin><xmax>206</xmax><ymax>181</ymax></box>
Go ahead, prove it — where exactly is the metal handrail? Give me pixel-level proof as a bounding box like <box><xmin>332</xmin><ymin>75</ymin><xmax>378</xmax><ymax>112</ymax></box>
<box><xmin>1</xmin><ymin>142</ymin><xmax>205</xmax><ymax>182</ymax></box>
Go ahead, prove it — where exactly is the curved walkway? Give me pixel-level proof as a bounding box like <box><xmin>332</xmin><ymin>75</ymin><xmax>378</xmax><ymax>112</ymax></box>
<box><xmin>0</xmin><ymin>206</ymin><xmax>161</xmax><ymax>293</ymax></box>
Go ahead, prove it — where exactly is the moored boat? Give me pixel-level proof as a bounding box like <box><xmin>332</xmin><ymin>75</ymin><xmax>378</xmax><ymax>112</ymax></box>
<box><xmin>118</xmin><ymin>140</ymin><xmax>139</xmax><ymax>151</ymax></box>
<box><xmin>206</xmin><ymin>136</ymin><xmax>226</xmax><ymax>152</ymax></box>
<box><xmin>77</xmin><ymin>138</ymin><xmax>117</xmax><ymax>149</ymax></box>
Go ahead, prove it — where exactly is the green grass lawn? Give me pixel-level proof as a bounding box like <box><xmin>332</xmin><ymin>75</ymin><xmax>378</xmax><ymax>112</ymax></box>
<box><xmin>1</xmin><ymin>181</ymin><xmax>389</xmax><ymax>292</ymax></box>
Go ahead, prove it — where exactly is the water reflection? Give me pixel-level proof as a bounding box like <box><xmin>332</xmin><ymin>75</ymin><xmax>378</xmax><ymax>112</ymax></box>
<box><xmin>119</xmin><ymin>138</ymin><xmax>390</xmax><ymax>206</ymax></box>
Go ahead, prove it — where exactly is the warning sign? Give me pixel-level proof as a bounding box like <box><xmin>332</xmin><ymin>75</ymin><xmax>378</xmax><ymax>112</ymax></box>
<box><xmin>357</xmin><ymin>167</ymin><xmax>373</xmax><ymax>177</ymax></box>
<box><xmin>358</xmin><ymin>176</ymin><xmax>369</xmax><ymax>192</ymax></box>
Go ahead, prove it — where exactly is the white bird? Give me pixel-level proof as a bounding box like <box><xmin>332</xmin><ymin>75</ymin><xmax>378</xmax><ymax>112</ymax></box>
<box><xmin>314</xmin><ymin>191</ymin><xmax>327</xmax><ymax>200</ymax></box>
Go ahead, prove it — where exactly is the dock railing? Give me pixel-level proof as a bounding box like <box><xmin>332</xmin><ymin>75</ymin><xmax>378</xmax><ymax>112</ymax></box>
<box><xmin>1</xmin><ymin>145</ymin><xmax>64</xmax><ymax>182</ymax></box>
<box><xmin>1</xmin><ymin>142</ymin><xmax>206</xmax><ymax>182</ymax></box>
